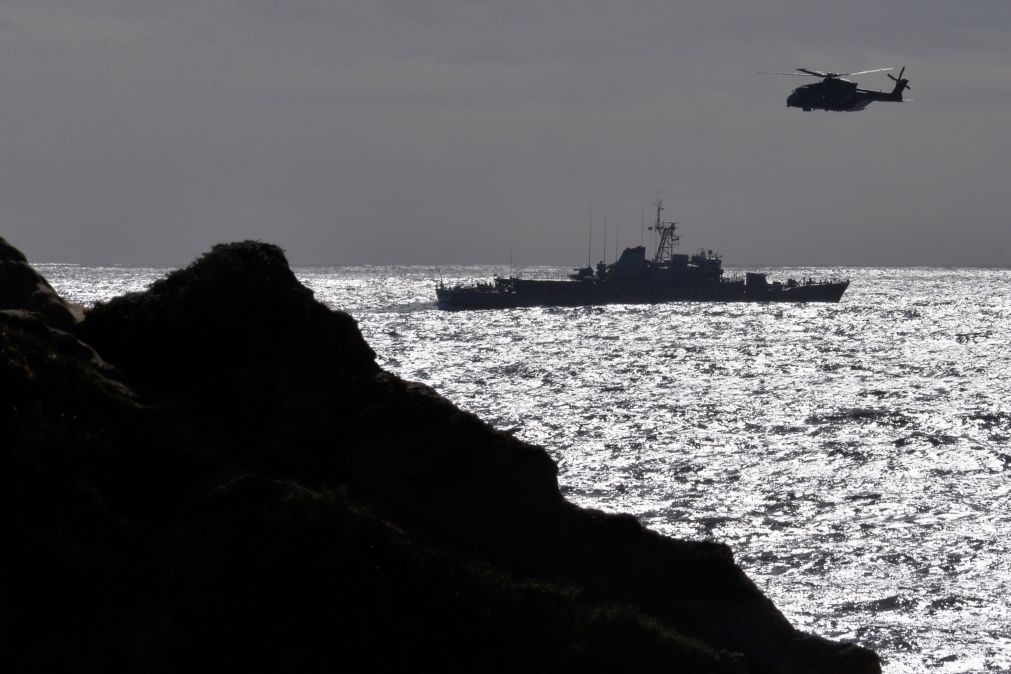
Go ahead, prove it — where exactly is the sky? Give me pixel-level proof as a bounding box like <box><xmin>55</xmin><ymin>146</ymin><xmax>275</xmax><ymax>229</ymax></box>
<box><xmin>2</xmin><ymin>0</ymin><xmax>1011</xmax><ymax>267</ymax></box>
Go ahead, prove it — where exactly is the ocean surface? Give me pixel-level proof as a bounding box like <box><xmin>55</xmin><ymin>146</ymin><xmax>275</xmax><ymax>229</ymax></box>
<box><xmin>41</xmin><ymin>262</ymin><xmax>1011</xmax><ymax>673</ymax></box>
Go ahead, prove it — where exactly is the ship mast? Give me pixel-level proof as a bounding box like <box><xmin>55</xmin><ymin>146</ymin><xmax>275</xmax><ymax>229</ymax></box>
<box><xmin>648</xmin><ymin>199</ymin><xmax>680</xmax><ymax>263</ymax></box>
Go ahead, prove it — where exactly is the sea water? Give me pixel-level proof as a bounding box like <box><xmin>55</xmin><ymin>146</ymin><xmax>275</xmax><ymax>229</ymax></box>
<box><xmin>41</xmin><ymin>263</ymin><xmax>1011</xmax><ymax>673</ymax></box>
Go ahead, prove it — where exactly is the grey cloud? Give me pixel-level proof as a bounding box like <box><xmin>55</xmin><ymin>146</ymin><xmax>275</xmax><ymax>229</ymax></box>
<box><xmin>2</xmin><ymin>1</ymin><xmax>1010</xmax><ymax>265</ymax></box>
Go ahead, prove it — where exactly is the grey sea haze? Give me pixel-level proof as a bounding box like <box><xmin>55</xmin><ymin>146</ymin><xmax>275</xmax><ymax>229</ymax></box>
<box><xmin>41</xmin><ymin>263</ymin><xmax>1011</xmax><ymax>673</ymax></box>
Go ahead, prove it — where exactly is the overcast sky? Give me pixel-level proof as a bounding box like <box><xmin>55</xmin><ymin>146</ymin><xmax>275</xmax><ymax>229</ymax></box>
<box><xmin>3</xmin><ymin>1</ymin><xmax>1010</xmax><ymax>266</ymax></box>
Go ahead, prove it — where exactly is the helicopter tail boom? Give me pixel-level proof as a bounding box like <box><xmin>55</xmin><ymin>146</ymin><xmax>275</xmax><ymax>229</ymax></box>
<box><xmin>856</xmin><ymin>67</ymin><xmax>910</xmax><ymax>103</ymax></box>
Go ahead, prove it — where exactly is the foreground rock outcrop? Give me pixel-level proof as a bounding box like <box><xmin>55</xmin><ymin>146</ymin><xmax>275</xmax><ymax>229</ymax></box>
<box><xmin>1</xmin><ymin>240</ymin><xmax>880</xmax><ymax>673</ymax></box>
<box><xmin>0</xmin><ymin>236</ymin><xmax>80</xmax><ymax>329</ymax></box>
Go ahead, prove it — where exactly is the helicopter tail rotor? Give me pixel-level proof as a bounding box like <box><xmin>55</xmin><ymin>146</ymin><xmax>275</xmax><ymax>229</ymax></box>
<box><xmin>887</xmin><ymin>67</ymin><xmax>910</xmax><ymax>97</ymax></box>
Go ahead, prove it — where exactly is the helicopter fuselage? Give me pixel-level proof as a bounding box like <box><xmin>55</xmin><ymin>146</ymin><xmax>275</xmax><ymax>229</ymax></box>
<box><xmin>786</xmin><ymin>77</ymin><xmax>905</xmax><ymax>112</ymax></box>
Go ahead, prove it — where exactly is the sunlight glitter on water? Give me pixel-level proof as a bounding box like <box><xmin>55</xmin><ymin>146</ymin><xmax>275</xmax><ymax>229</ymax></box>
<box><xmin>41</xmin><ymin>263</ymin><xmax>1011</xmax><ymax>673</ymax></box>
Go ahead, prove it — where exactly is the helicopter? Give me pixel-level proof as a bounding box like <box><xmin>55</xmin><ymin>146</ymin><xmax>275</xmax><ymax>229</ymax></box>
<box><xmin>761</xmin><ymin>67</ymin><xmax>910</xmax><ymax>111</ymax></box>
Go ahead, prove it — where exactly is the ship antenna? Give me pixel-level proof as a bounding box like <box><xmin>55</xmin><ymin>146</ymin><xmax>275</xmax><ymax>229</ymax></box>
<box><xmin>602</xmin><ymin>207</ymin><xmax>607</xmax><ymax>265</ymax></box>
<box><xmin>615</xmin><ymin>215</ymin><xmax>619</xmax><ymax>263</ymax></box>
<box><xmin>641</xmin><ymin>203</ymin><xmax>645</xmax><ymax>246</ymax></box>
<box><xmin>648</xmin><ymin>199</ymin><xmax>680</xmax><ymax>263</ymax></box>
<box><xmin>653</xmin><ymin>199</ymin><xmax>662</xmax><ymax>256</ymax></box>
<box><xmin>587</xmin><ymin>204</ymin><xmax>592</xmax><ymax>268</ymax></box>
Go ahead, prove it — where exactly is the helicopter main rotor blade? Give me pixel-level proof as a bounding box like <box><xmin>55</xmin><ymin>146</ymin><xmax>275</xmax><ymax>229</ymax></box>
<box><xmin>758</xmin><ymin>71</ymin><xmax>820</xmax><ymax>77</ymax></box>
<box><xmin>843</xmin><ymin>67</ymin><xmax>893</xmax><ymax>77</ymax></box>
<box><xmin>797</xmin><ymin>68</ymin><xmax>830</xmax><ymax>77</ymax></box>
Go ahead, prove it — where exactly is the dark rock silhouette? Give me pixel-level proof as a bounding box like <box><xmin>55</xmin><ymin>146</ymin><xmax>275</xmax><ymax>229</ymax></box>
<box><xmin>1</xmin><ymin>240</ymin><xmax>880</xmax><ymax>673</ymax></box>
<box><xmin>0</xmin><ymin>236</ymin><xmax>81</xmax><ymax>330</ymax></box>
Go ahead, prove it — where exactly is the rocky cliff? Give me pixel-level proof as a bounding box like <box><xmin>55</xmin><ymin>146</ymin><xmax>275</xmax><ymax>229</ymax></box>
<box><xmin>0</xmin><ymin>239</ymin><xmax>879</xmax><ymax>673</ymax></box>
<box><xmin>1</xmin><ymin>237</ymin><xmax>81</xmax><ymax>329</ymax></box>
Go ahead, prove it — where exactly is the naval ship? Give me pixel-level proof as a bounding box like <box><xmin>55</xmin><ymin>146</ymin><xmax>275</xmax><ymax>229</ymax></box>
<box><xmin>436</xmin><ymin>201</ymin><xmax>849</xmax><ymax>309</ymax></box>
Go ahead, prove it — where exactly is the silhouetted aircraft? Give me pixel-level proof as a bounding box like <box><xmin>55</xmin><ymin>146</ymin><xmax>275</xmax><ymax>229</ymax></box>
<box><xmin>761</xmin><ymin>67</ymin><xmax>910</xmax><ymax>111</ymax></box>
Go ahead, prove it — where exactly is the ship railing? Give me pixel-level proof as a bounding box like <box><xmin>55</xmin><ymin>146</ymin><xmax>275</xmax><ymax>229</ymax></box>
<box><xmin>721</xmin><ymin>274</ymin><xmax>849</xmax><ymax>286</ymax></box>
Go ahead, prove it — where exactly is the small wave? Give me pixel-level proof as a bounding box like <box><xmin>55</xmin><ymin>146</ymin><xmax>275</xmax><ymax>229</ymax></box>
<box><xmin>806</xmin><ymin>407</ymin><xmax>909</xmax><ymax>426</ymax></box>
<box><xmin>838</xmin><ymin>594</ymin><xmax>915</xmax><ymax>614</ymax></box>
<box><xmin>894</xmin><ymin>432</ymin><xmax>960</xmax><ymax>448</ymax></box>
<box><xmin>368</xmin><ymin>299</ymin><xmax>440</xmax><ymax>314</ymax></box>
<box><xmin>965</xmin><ymin>411</ymin><xmax>1011</xmax><ymax>429</ymax></box>
<box><xmin>845</xmin><ymin>491</ymin><xmax>882</xmax><ymax>502</ymax></box>
<box><xmin>825</xmin><ymin>441</ymin><xmax>868</xmax><ymax>459</ymax></box>
<box><xmin>859</xmin><ymin>388</ymin><xmax>901</xmax><ymax>400</ymax></box>
<box><xmin>928</xmin><ymin>594</ymin><xmax>984</xmax><ymax>611</ymax></box>
<box><xmin>769</xmin><ymin>424</ymin><xmax>807</xmax><ymax>434</ymax></box>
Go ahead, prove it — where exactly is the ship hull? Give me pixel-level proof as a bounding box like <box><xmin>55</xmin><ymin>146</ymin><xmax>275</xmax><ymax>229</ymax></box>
<box><xmin>436</xmin><ymin>278</ymin><xmax>849</xmax><ymax>309</ymax></box>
